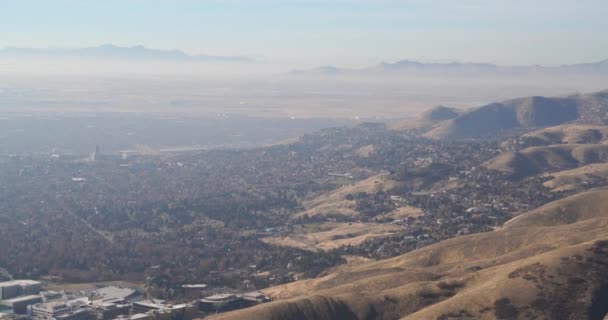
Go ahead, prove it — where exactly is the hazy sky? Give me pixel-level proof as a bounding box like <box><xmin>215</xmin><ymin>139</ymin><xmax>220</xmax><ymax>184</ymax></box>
<box><xmin>2</xmin><ymin>0</ymin><xmax>607</xmax><ymax>67</ymax></box>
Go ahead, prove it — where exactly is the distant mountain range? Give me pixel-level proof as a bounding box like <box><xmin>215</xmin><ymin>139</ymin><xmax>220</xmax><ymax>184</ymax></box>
<box><xmin>0</xmin><ymin>44</ymin><xmax>254</xmax><ymax>62</ymax></box>
<box><xmin>291</xmin><ymin>59</ymin><xmax>608</xmax><ymax>76</ymax></box>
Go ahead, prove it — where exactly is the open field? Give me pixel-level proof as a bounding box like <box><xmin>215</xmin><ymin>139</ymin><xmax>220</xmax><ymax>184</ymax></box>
<box><xmin>261</xmin><ymin>222</ymin><xmax>401</xmax><ymax>252</ymax></box>
<box><xmin>295</xmin><ymin>174</ymin><xmax>399</xmax><ymax>220</ymax></box>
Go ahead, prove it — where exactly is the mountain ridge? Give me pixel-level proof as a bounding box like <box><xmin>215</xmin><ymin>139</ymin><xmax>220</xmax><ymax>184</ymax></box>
<box><xmin>0</xmin><ymin>44</ymin><xmax>254</xmax><ymax>62</ymax></box>
<box><xmin>291</xmin><ymin>59</ymin><xmax>608</xmax><ymax>76</ymax></box>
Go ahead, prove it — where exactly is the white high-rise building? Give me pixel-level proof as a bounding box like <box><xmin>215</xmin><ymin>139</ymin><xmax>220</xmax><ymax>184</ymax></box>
<box><xmin>91</xmin><ymin>145</ymin><xmax>101</xmax><ymax>161</ymax></box>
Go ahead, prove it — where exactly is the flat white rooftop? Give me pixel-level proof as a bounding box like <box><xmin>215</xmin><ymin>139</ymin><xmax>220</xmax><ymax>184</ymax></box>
<box><xmin>1</xmin><ymin>295</ymin><xmax>42</xmax><ymax>304</ymax></box>
<box><xmin>88</xmin><ymin>286</ymin><xmax>137</xmax><ymax>300</ymax></box>
<box><xmin>201</xmin><ymin>294</ymin><xmax>237</xmax><ymax>302</ymax></box>
<box><xmin>182</xmin><ymin>284</ymin><xmax>207</xmax><ymax>289</ymax></box>
<box><xmin>0</xmin><ymin>280</ymin><xmax>41</xmax><ymax>287</ymax></box>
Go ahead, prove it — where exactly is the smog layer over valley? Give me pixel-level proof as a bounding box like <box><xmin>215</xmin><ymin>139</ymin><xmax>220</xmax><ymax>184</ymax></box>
<box><xmin>1</xmin><ymin>1</ymin><xmax>608</xmax><ymax>320</ymax></box>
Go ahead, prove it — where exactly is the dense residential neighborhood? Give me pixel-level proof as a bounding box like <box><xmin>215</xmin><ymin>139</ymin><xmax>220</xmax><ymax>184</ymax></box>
<box><xmin>0</xmin><ymin>120</ymin><xmax>579</xmax><ymax>312</ymax></box>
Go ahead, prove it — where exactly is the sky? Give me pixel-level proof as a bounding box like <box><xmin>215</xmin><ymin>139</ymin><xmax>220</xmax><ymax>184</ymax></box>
<box><xmin>1</xmin><ymin>0</ymin><xmax>607</xmax><ymax>67</ymax></box>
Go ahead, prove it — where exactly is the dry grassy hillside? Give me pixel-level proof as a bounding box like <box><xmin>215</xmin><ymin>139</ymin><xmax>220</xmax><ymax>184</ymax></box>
<box><xmin>294</xmin><ymin>174</ymin><xmax>398</xmax><ymax>220</ymax></box>
<box><xmin>211</xmin><ymin>189</ymin><xmax>608</xmax><ymax>320</ymax></box>
<box><xmin>422</xmin><ymin>90</ymin><xmax>608</xmax><ymax>139</ymax></box>
<box><xmin>542</xmin><ymin>163</ymin><xmax>608</xmax><ymax>192</ymax></box>
<box><xmin>259</xmin><ymin>174</ymin><xmax>405</xmax><ymax>252</ymax></box>
<box><xmin>483</xmin><ymin>144</ymin><xmax>608</xmax><ymax>178</ymax></box>
<box><xmin>518</xmin><ymin>124</ymin><xmax>608</xmax><ymax>147</ymax></box>
<box><xmin>389</xmin><ymin>118</ymin><xmax>441</xmax><ymax>132</ymax></box>
<box><xmin>261</xmin><ymin>222</ymin><xmax>401</xmax><ymax>252</ymax></box>
<box><xmin>425</xmin><ymin>96</ymin><xmax>579</xmax><ymax>139</ymax></box>
<box><xmin>394</xmin><ymin>90</ymin><xmax>608</xmax><ymax>138</ymax></box>
<box><xmin>420</xmin><ymin>106</ymin><xmax>461</xmax><ymax>121</ymax></box>
<box><xmin>389</xmin><ymin>106</ymin><xmax>461</xmax><ymax>131</ymax></box>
